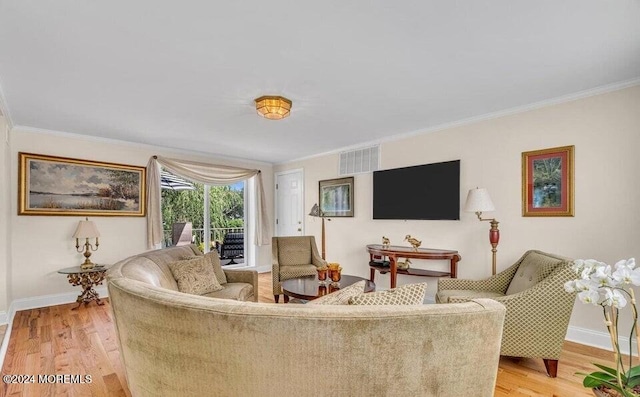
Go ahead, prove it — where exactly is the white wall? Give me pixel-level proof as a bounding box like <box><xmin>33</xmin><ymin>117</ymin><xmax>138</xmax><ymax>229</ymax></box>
<box><xmin>275</xmin><ymin>85</ymin><xmax>640</xmax><ymax>338</ymax></box>
<box><xmin>6</xmin><ymin>128</ymin><xmax>274</xmax><ymax>303</ymax></box>
<box><xmin>0</xmin><ymin>115</ymin><xmax>9</xmax><ymax>318</ymax></box>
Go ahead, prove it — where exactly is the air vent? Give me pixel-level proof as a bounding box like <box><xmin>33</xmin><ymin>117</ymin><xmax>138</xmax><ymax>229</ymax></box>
<box><xmin>339</xmin><ymin>145</ymin><xmax>379</xmax><ymax>176</ymax></box>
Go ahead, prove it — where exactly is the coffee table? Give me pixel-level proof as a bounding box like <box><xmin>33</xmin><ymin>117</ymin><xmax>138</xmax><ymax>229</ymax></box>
<box><xmin>281</xmin><ymin>274</ymin><xmax>375</xmax><ymax>301</ymax></box>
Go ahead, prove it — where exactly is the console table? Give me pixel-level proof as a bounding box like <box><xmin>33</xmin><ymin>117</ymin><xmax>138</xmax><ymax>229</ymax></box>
<box><xmin>367</xmin><ymin>244</ymin><xmax>461</xmax><ymax>288</ymax></box>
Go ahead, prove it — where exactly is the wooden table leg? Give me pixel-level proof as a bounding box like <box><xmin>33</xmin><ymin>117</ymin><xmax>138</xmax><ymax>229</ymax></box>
<box><xmin>450</xmin><ymin>254</ymin><xmax>461</xmax><ymax>278</ymax></box>
<box><xmin>389</xmin><ymin>255</ymin><xmax>397</xmax><ymax>289</ymax></box>
<box><xmin>369</xmin><ymin>267</ymin><xmax>375</xmax><ymax>283</ymax></box>
<box><xmin>67</xmin><ymin>270</ymin><xmax>106</xmax><ymax>310</ymax></box>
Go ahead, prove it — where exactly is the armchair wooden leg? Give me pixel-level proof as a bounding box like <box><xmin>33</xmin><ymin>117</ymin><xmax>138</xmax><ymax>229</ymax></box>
<box><xmin>543</xmin><ymin>359</ymin><xmax>558</xmax><ymax>378</ymax></box>
<box><xmin>274</xmin><ymin>295</ymin><xmax>280</xmax><ymax>303</ymax></box>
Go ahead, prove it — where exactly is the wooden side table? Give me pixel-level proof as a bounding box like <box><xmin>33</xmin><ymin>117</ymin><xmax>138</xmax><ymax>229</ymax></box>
<box><xmin>367</xmin><ymin>244</ymin><xmax>461</xmax><ymax>288</ymax></box>
<box><xmin>58</xmin><ymin>265</ymin><xmax>109</xmax><ymax>310</ymax></box>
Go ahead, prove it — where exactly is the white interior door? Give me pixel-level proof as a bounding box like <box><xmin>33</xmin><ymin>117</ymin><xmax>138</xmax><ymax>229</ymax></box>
<box><xmin>275</xmin><ymin>169</ymin><xmax>304</xmax><ymax>236</ymax></box>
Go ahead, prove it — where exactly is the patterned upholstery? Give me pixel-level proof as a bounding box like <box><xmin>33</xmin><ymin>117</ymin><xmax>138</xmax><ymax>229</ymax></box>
<box><xmin>272</xmin><ymin>236</ymin><xmax>327</xmax><ymax>299</ymax></box>
<box><xmin>436</xmin><ymin>250</ymin><xmax>576</xmax><ymax>377</ymax></box>
<box><xmin>349</xmin><ymin>283</ymin><xmax>428</xmax><ymax>305</ymax></box>
<box><xmin>436</xmin><ymin>289</ymin><xmax>504</xmax><ymax>303</ymax></box>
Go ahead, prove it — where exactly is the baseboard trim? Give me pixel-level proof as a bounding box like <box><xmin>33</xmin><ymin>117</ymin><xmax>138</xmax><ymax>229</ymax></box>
<box><xmin>0</xmin><ymin>287</ymin><xmax>109</xmax><ymax>368</ymax></box>
<box><xmin>565</xmin><ymin>325</ymin><xmax>625</xmax><ymax>354</ymax></box>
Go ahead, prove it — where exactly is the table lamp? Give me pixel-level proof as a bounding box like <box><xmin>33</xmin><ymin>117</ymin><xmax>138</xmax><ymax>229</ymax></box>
<box><xmin>464</xmin><ymin>188</ymin><xmax>500</xmax><ymax>275</ymax></box>
<box><xmin>73</xmin><ymin>217</ymin><xmax>100</xmax><ymax>270</ymax></box>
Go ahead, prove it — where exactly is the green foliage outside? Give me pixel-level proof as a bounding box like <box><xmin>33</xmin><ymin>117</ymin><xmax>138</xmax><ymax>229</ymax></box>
<box><xmin>161</xmin><ymin>182</ymin><xmax>244</xmax><ymax>245</ymax></box>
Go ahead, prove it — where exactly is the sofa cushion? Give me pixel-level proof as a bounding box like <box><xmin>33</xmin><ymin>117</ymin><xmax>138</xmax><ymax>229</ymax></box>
<box><xmin>169</xmin><ymin>257</ymin><xmax>223</xmax><ymax>295</ymax></box>
<box><xmin>279</xmin><ymin>264</ymin><xmax>317</xmax><ymax>281</ymax></box>
<box><xmin>349</xmin><ymin>283</ymin><xmax>428</xmax><ymax>305</ymax></box>
<box><xmin>204</xmin><ymin>250</ymin><xmax>228</xmax><ymax>284</ymax></box>
<box><xmin>308</xmin><ymin>281</ymin><xmax>367</xmax><ymax>305</ymax></box>
<box><xmin>435</xmin><ymin>289</ymin><xmax>505</xmax><ymax>304</ymax></box>
<box><xmin>120</xmin><ymin>256</ymin><xmax>180</xmax><ymax>291</ymax></box>
<box><xmin>505</xmin><ymin>251</ymin><xmax>562</xmax><ymax>295</ymax></box>
<box><xmin>278</xmin><ymin>238</ymin><xmax>312</xmax><ymax>266</ymax></box>
<box><xmin>202</xmin><ymin>282</ymin><xmax>254</xmax><ymax>301</ymax></box>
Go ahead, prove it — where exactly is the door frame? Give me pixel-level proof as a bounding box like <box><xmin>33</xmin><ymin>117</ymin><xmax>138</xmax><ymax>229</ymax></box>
<box><xmin>274</xmin><ymin>168</ymin><xmax>304</xmax><ymax>237</ymax></box>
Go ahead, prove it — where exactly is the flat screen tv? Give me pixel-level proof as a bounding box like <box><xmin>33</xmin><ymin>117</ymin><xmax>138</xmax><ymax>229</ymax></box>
<box><xmin>373</xmin><ymin>160</ymin><xmax>460</xmax><ymax>220</ymax></box>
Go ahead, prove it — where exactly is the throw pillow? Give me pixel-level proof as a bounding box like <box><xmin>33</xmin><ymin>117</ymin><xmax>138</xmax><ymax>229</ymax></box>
<box><xmin>349</xmin><ymin>283</ymin><xmax>427</xmax><ymax>305</ymax></box>
<box><xmin>308</xmin><ymin>281</ymin><xmax>367</xmax><ymax>305</ymax></box>
<box><xmin>183</xmin><ymin>250</ymin><xmax>228</xmax><ymax>284</ymax></box>
<box><xmin>169</xmin><ymin>257</ymin><xmax>223</xmax><ymax>295</ymax></box>
<box><xmin>205</xmin><ymin>250</ymin><xmax>228</xmax><ymax>284</ymax></box>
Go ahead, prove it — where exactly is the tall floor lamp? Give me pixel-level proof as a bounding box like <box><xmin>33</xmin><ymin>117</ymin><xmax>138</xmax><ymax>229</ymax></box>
<box><xmin>464</xmin><ymin>188</ymin><xmax>500</xmax><ymax>275</ymax></box>
<box><xmin>309</xmin><ymin>203</ymin><xmax>329</xmax><ymax>260</ymax></box>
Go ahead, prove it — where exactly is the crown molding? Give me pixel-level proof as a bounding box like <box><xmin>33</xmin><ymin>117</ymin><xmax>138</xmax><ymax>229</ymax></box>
<box><xmin>278</xmin><ymin>78</ymin><xmax>640</xmax><ymax>165</ymax></box>
<box><xmin>11</xmin><ymin>125</ymin><xmax>273</xmax><ymax>167</ymax></box>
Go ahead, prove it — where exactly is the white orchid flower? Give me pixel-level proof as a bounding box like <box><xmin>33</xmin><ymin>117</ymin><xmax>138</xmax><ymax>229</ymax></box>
<box><xmin>601</xmin><ymin>288</ymin><xmax>628</xmax><ymax>308</ymax></box>
<box><xmin>564</xmin><ymin>280</ymin><xmax>577</xmax><ymax>293</ymax></box>
<box><xmin>590</xmin><ymin>265</ymin><xmax>616</xmax><ymax>288</ymax></box>
<box><xmin>614</xmin><ymin>258</ymin><xmax>636</xmax><ymax>270</ymax></box>
<box><xmin>612</xmin><ymin>264</ymin><xmax>640</xmax><ymax>286</ymax></box>
<box><xmin>578</xmin><ymin>289</ymin><xmax>601</xmax><ymax>305</ymax></box>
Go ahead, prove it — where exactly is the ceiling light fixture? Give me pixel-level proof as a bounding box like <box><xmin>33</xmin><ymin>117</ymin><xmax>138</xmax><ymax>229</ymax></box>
<box><xmin>254</xmin><ymin>95</ymin><xmax>292</xmax><ymax>120</ymax></box>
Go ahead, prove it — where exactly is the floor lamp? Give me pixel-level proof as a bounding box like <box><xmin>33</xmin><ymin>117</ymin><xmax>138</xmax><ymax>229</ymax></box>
<box><xmin>309</xmin><ymin>203</ymin><xmax>329</xmax><ymax>260</ymax></box>
<box><xmin>464</xmin><ymin>188</ymin><xmax>500</xmax><ymax>275</ymax></box>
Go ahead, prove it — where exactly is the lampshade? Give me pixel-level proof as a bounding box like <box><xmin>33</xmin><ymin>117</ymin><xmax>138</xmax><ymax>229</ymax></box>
<box><xmin>254</xmin><ymin>95</ymin><xmax>292</xmax><ymax>120</ymax></box>
<box><xmin>309</xmin><ymin>203</ymin><xmax>321</xmax><ymax>217</ymax></box>
<box><xmin>464</xmin><ymin>188</ymin><xmax>496</xmax><ymax>213</ymax></box>
<box><xmin>73</xmin><ymin>218</ymin><xmax>100</xmax><ymax>239</ymax></box>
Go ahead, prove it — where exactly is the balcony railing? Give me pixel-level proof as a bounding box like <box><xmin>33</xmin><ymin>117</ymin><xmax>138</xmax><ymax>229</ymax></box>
<box><xmin>163</xmin><ymin>226</ymin><xmax>245</xmax><ymax>249</ymax></box>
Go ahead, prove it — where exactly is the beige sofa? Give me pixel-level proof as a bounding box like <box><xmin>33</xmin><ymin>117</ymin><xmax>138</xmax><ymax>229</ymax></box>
<box><xmin>108</xmin><ymin>244</ymin><xmax>258</xmax><ymax>301</ymax></box>
<box><xmin>107</xmin><ymin>245</ymin><xmax>507</xmax><ymax>397</ymax></box>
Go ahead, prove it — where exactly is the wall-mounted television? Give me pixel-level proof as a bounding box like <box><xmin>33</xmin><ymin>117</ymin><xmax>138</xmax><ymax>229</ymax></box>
<box><xmin>373</xmin><ymin>160</ymin><xmax>460</xmax><ymax>220</ymax></box>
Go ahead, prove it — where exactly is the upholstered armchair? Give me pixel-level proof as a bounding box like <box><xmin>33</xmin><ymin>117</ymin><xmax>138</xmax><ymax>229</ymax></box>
<box><xmin>272</xmin><ymin>236</ymin><xmax>327</xmax><ymax>303</ymax></box>
<box><xmin>436</xmin><ymin>250</ymin><xmax>576</xmax><ymax>378</ymax></box>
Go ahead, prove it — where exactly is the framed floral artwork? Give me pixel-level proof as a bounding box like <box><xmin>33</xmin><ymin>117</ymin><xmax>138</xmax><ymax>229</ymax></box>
<box><xmin>521</xmin><ymin>145</ymin><xmax>574</xmax><ymax>217</ymax></box>
<box><xmin>19</xmin><ymin>152</ymin><xmax>146</xmax><ymax>216</ymax></box>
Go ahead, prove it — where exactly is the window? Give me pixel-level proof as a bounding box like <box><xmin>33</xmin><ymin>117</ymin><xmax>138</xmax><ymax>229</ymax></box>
<box><xmin>161</xmin><ymin>171</ymin><xmax>246</xmax><ymax>266</ymax></box>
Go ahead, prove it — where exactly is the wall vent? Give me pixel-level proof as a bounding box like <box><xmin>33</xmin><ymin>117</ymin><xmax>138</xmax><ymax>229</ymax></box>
<box><xmin>338</xmin><ymin>145</ymin><xmax>379</xmax><ymax>176</ymax></box>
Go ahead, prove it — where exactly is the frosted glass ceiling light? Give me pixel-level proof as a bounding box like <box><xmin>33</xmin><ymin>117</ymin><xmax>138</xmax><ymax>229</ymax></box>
<box><xmin>254</xmin><ymin>95</ymin><xmax>292</xmax><ymax>120</ymax></box>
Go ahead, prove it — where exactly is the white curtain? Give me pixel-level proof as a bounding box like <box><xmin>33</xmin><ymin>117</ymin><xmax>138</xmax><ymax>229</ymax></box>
<box><xmin>146</xmin><ymin>156</ymin><xmax>271</xmax><ymax>249</ymax></box>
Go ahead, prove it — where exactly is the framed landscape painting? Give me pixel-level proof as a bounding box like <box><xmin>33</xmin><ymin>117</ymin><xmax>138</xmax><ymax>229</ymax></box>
<box><xmin>319</xmin><ymin>177</ymin><xmax>354</xmax><ymax>217</ymax></box>
<box><xmin>19</xmin><ymin>152</ymin><xmax>146</xmax><ymax>216</ymax></box>
<box><xmin>521</xmin><ymin>145</ymin><xmax>574</xmax><ymax>217</ymax></box>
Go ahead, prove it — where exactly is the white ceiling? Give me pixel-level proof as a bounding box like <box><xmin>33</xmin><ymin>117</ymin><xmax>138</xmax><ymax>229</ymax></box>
<box><xmin>0</xmin><ymin>1</ymin><xmax>639</xmax><ymax>164</ymax></box>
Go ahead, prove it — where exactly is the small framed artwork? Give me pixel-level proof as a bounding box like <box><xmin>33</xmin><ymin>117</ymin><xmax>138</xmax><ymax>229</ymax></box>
<box><xmin>521</xmin><ymin>145</ymin><xmax>574</xmax><ymax>217</ymax></box>
<box><xmin>319</xmin><ymin>177</ymin><xmax>354</xmax><ymax>217</ymax></box>
<box><xmin>19</xmin><ymin>152</ymin><xmax>146</xmax><ymax>216</ymax></box>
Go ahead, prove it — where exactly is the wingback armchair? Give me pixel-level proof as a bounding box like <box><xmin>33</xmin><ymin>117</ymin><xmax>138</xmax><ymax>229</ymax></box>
<box><xmin>436</xmin><ymin>250</ymin><xmax>576</xmax><ymax>377</ymax></box>
<box><xmin>272</xmin><ymin>236</ymin><xmax>327</xmax><ymax>303</ymax></box>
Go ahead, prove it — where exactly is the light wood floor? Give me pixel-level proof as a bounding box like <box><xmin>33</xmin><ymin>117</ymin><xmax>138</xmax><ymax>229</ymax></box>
<box><xmin>0</xmin><ymin>273</ymin><xmax>615</xmax><ymax>396</ymax></box>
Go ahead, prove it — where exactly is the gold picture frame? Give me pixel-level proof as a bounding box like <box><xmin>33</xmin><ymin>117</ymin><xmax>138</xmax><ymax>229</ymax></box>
<box><xmin>19</xmin><ymin>152</ymin><xmax>146</xmax><ymax>216</ymax></box>
<box><xmin>521</xmin><ymin>145</ymin><xmax>574</xmax><ymax>217</ymax></box>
